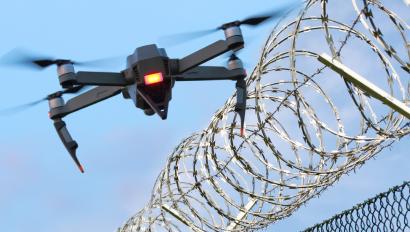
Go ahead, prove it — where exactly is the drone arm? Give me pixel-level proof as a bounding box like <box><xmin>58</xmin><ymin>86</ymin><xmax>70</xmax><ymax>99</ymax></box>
<box><xmin>59</xmin><ymin>71</ymin><xmax>131</xmax><ymax>87</ymax></box>
<box><xmin>178</xmin><ymin>36</ymin><xmax>243</xmax><ymax>73</ymax></box>
<box><xmin>76</xmin><ymin>71</ymin><xmax>130</xmax><ymax>86</ymax></box>
<box><xmin>178</xmin><ymin>40</ymin><xmax>228</xmax><ymax>73</ymax></box>
<box><xmin>49</xmin><ymin>86</ymin><xmax>123</xmax><ymax>119</ymax></box>
<box><xmin>174</xmin><ymin>66</ymin><xmax>246</xmax><ymax>81</ymax></box>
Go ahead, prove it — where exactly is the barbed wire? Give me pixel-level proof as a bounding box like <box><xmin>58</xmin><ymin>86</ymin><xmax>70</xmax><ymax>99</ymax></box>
<box><xmin>119</xmin><ymin>0</ymin><xmax>410</xmax><ymax>231</ymax></box>
<box><xmin>303</xmin><ymin>181</ymin><xmax>410</xmax><ymax>232</ymax></box>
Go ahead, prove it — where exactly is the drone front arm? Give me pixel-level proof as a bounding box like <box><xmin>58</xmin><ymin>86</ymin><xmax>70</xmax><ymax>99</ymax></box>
<box><xmin>177</xmin><ymin>36</ymin><xmax>243</xmax><ymax>73</ymax></box>
<box><xmin>173</xmin><ymin>66</ymin><xmax>246</xmax><ymax>81</ymax></box>
<box><xmin>49</xmin><ymin>86</ymin><xmax>123</xmax><ymax>119</ymax></box>
<box><xmin>178</xmin><ymin>40</ymin><xmax>229</xmax><ymax>73</ymax></box>
<box><xmin>75</xmin><ymin>71</ymin><xmax>131</xmax><ymax>86</ymax></box>
<box><xmin>58</xmin><ymin>70</ymin><xmax>132</xmax><ymax>87</ymax></box>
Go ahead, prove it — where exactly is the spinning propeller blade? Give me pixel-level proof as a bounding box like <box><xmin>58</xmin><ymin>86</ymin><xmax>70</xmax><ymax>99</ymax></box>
<box><xmin>237</xmin><ymin>3</ymin><xmax>296</xmax><ymax>27</ymax></box>
<box><xmin>159</xmin><ymin>28</ymin><xmax>219</xmax><ymax>46</ymax></box>
<box><xmin>0</xmin><ymin>48</ymin><xmax>54</xmax><ymax>69</ymax></box>
<box><xmin>0</xmin><ymin>85</ymin><xmax>90</xmax><ymax>116</ymax></box>
<box><xmin>0</xmin><ymin>98</ymin><xmax>47</xmax><ymax>116</ymax></box>
<box><xmin>0</xmin><ymin>48</ymin><xmax>123</xmax><ymax>70</ymax></box>
<box><xmin>160</xmin><ymin>2</ymin><xmax>299</xmax><ymax>45</ymax></box>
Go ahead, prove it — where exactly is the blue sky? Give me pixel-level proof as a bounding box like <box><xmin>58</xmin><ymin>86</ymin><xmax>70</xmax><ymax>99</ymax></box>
<box><xmin>0</xmin><ymin>0</ymin><xmax>408</xmax><ymax>232</ymax></box>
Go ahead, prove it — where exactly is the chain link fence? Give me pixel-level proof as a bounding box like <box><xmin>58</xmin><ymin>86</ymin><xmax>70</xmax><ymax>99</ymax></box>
<box><xmin>303</xmin><ymin>181</ymin><xmax>410</xmax><ymax>232</ymax></box>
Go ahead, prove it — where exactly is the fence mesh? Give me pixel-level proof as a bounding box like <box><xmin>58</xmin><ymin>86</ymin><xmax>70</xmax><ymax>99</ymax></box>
<box><xmin>303</xmin><ymin>181</ymin><xmax>410</xmax><ymax>232</ymax></box>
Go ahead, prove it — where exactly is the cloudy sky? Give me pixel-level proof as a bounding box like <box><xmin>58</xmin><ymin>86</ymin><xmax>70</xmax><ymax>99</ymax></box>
<box><xmin>0</xmin><ymin>0</ymin><xmax>408</xmax><ymax>231</ymax></box>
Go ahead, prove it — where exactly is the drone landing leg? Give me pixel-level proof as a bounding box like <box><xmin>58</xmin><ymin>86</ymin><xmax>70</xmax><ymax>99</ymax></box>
<box><xmin>235</xmin><ymin>78</ymin><xmax>247</xmax><ymax>136</ymax></box>
<box><xmin>53</xmin><ymin>118</ymin><xmax>84</xmax><ymax>173</ymax></box>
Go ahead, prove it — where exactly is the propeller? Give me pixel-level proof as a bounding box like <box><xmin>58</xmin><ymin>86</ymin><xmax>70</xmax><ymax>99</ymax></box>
<box><xmin>159</xmin><ymin>2</ymin><xmax>299</xmax><ymax>46</ymax></box>
<box><xmin>0</xmin><ymin>48</ymin><xmax>123</xmax><ymax>70</ymax></box>
<box><xmin>158</xmin><ymin>28</ymin><xmax>220</xmax><ymax>46</ymax></box>
<box><xmin>0</xmin><ymin>85</ymin><xmax>89</xmax><ymax>116</ymax></box>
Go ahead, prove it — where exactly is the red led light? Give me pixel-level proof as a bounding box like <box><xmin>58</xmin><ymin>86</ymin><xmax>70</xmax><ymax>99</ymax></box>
<box><xmin>144</xmin><ymin>72</ymin><xmax>163</xmax><ymax>85</ymax></box>
<box><xmin>77</xmin><ymin>164</ymin><xmax>85</xmax><ymax>173</ymax></box>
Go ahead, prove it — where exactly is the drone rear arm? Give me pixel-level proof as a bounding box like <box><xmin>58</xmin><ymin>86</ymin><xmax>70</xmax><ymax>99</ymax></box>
<box><xmin>49</xmin><ymin>86</ymin><xmax>123</xmax><ymax>119</ymax></box>
<box><xmin>174</xmin><ymin>66</ymin><xmax>246</xmax><ymax>81</ymax></box>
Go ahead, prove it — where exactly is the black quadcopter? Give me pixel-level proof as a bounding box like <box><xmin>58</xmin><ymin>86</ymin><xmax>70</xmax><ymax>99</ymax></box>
<box><xmin>0</xmin><ymin>4</ymin><xmax>296</xmax><ymax>173</ymax></box>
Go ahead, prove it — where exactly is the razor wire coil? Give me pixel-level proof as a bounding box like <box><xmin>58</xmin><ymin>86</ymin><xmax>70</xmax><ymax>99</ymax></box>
<box><xmin>120</xmin><ymin>0</ymin><xmax>410</xmax><ymax>231</ymax></box>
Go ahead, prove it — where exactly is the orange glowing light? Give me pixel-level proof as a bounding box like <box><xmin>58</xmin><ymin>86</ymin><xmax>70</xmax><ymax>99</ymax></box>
<box><xmin>144</xmin><ymin>72</ymin><xmax>163</xmax><ymax>85</ymax></box>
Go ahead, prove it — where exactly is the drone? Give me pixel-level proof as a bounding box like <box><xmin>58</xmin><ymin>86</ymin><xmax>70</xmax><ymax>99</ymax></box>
<box><xmin>0</xmin><ymin>4</ymin><xmax>295</xmax><ymax>173</ymax></box>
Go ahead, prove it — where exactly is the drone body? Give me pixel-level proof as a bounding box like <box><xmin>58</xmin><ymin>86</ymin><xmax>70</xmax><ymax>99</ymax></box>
<box><xmin>46</xmin><ymin>25</ymin><xmax>247</xmax><ymax>172</ymax></box>
<box><xmin>125</xmin><ymin>45</ymin><xmax>172</xmax><ymax>118</ymax></box>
